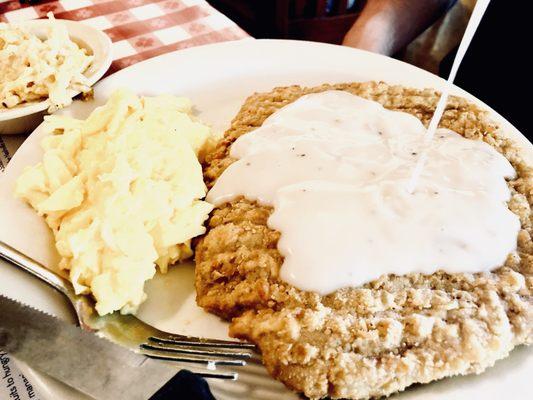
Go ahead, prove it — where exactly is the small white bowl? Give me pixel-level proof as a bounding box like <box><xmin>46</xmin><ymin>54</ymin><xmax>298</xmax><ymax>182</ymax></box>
<box><xmin>0</xmin><ymin>19</ymin><xmax>112</xmax><ymax>135</ymax></box>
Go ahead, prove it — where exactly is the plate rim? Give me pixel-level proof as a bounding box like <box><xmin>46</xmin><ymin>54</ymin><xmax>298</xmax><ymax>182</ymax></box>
<box><xmin>14</xmin><ymin>38</ymin><xmax>532</xmax><ymax>151</ymax></box>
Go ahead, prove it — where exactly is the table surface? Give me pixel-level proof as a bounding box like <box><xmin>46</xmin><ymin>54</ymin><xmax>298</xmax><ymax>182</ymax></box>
<box><xmin>0</xmin><ymin>0</ymin><xmax>249</xmax><ymax>170</ymax></box>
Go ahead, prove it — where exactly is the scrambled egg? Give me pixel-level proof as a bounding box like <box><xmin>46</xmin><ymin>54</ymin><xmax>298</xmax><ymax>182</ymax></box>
<box><xmin>0</xmin><ymin>14</ymin><xmax>93</xmax><ymax>111</ymax></box>
<box><xmin>15</xmin><ymin>89</ymin><xmax>214</xmax><ymax>315</ymax></box>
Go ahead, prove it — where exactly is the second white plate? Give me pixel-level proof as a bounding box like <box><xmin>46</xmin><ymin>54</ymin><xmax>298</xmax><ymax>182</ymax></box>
<box><xmin>0</xmin><ymin>18</ymin><xmax>112</xmax><ymax>135</ymax></box>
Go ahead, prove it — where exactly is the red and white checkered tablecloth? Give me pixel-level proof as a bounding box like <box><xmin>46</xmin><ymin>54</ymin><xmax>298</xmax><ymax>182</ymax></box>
<box><xmin>0</xmin><ymin>0</ymin><xmax>249</xmax><ymax>74</ymax></box>
<box><xmin>0</xmin><ymin>0</ymin><xmax>249</xmax><ymax>170</ymax></box>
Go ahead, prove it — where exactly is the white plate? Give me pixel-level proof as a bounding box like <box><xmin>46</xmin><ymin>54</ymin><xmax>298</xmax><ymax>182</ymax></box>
<box><xmin>0</xmin><ymin>39</ymin><xmax>531</xmax><ymax>400</ymax></box>
<box><xmin>0</xmin><ymin>18</ymin><xmax>112</xmax><ymax>135</ymax></box>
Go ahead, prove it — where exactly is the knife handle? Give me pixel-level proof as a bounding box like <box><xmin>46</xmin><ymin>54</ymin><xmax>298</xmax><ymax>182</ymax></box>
<box><xmin>150</xmin><ymin>370</ymin><xmax>216</xmax><ymax>400</ymax></box>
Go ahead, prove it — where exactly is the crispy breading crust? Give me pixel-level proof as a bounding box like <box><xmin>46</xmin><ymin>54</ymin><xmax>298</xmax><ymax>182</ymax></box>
<box><xmin>195</xmin><ymin>82</ymin><xmax>533</xmax><ymax>399</ymax></box>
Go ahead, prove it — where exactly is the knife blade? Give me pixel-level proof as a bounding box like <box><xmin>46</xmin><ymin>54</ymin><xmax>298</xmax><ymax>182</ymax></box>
<box><xmin>0</xmin><ymin>294</ymin><xmax>178</xmax><ymax>400</ymax></box>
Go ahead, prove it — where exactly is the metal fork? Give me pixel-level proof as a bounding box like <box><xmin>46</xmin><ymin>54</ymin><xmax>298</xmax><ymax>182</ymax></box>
<box><xmin>0</xmin><ymin>240</ymin><xmax>255</xmax><ymax>380</ymax></box>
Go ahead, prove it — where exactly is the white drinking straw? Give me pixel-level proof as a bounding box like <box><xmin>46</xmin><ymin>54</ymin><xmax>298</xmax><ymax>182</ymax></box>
<box><xmin>407</xmin><ymin>0</ymin><xmax>492</xmax><ymax>193</ymax></box>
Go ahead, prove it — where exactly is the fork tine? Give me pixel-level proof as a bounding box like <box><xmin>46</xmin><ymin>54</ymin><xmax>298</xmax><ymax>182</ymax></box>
<box><xmin>195</xmin><ymin>371</ymin><xmax>238</xmax><ymax>380</ymax></box>
<box><xmin>148</xmin><ymin>335</ymin><xmax>256</xmax><ymax>349</ymax></box>
<box><xmin>143</xmin><ymin>350</ymin><xmax>247</xmax><ymax>366</ymax></box>
<box><xmin>140</xmin><ymin>343</ymin><xmax>253</xmax><ymax>359</ymax></box>
<box><xmin>140</xmin><ymin>334</ymin><xmax>255</xmax><ymax>379</ymax></box>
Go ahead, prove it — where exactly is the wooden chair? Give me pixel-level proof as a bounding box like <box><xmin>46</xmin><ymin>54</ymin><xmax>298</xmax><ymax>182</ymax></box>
<box><xmin>208</xmin><ymin>0</ymin><xmax>364</xmax><ymax>44</ymax></box>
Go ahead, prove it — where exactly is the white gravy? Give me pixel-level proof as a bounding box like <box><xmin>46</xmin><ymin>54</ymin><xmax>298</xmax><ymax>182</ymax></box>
<box><xmin>207</xmin><ymin>91</ymin><xmax>520</xmax><ymax>295</ymax></box>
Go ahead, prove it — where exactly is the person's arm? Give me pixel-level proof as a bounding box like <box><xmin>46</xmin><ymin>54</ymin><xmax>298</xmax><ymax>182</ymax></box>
<box><xmin>343</xmin><ymin>0</ymin><xmax>455</xmax><ymax>55</ymax></box>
